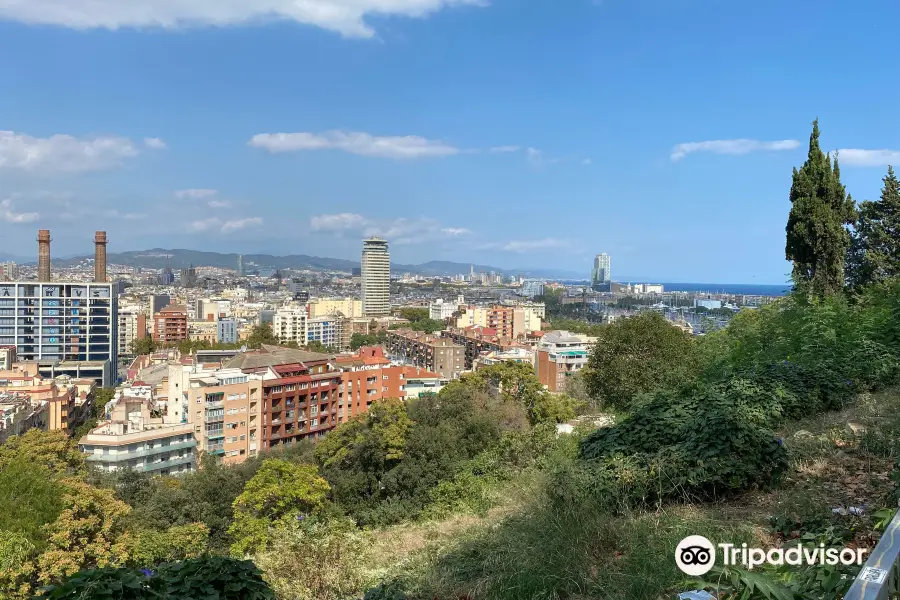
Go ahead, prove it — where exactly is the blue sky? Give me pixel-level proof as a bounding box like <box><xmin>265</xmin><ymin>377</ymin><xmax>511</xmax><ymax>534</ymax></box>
<box><xmin>1</xmin><ymin>0</ymin><xmax>898</xmax><ymax>283</ymax></box>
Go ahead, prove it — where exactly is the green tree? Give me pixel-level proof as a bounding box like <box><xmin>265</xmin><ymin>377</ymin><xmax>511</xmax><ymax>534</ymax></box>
<box><xmin>785</xmin><ymin>119</ymin><xmax>856</xmax><ymax>296</ymax></box>
<box><xmin>465</xmin><ymin>362</ymin><xmax>562</xmax><ymax>425</ymax></box>
<box><xmin>228</xmin><ymin>459</ymin><xmax>330</xmax><ymax>556</ymax></box>
<box><xmin>0</xmin><ymin>429</ymin><xmax>85</xmax><ymax>476</ymax></box>
<box><xmin>36</xmin><ymin>479</ymin><xmax>132</xmax><ymax>584</ymax></box>
<box><xmin>0</xmin><ymin>459</ymin><xmax>64</xmax><ymax>550</ymax></box>
<box><xmin>129</xmin><ymin>336</ymin><xmax>157</xmax><ymax>356</ymax></box>
<box><xmin>115</xmin><ymin>523</ymin><xmax>209</xmax><ymax>568</ymax></box>
<box><xmin>847</xmin><ymin>166</ymin><xmax>900</xmax><ymax>290</ymax></box>
<box><xmin>582</xmin><ymin>311</ymin><xmax>700</xmax><ymax>410</ymax></box>
<box><xmin>246</xmin><ymin>323</ymin><xmax>280</xmax><ymax>349</ymax></box>
<box><xmin>398</xmin><ymin>307</ymin><xmax>429</xmax><ymax>322</ymax></box>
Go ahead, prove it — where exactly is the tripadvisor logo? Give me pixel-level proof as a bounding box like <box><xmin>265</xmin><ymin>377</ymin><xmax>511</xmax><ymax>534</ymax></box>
<box><xmin>675</xmin><ymin>535</ymin><xmax>868</xmax><ymax>576</ymax></box>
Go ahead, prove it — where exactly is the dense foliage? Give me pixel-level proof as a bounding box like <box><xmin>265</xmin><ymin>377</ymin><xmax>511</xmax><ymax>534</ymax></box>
<box><xmin>785</xmin><ymin>119</ymin><xmax>856</xmax><ymax>296</ymax></box>
<box><xmin>582</xmin><ymin>311</ymin><xmax>701</xmax><ymax>410</ymax></box>
<box><xmin>847</xmin><ymin>166</ymin><xmax>900</xmax><ymax>290</ymax></box>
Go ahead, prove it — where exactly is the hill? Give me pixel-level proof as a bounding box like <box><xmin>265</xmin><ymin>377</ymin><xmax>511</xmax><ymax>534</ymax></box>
<box><xmin>46</xmin><ymin>249</ymin><xmax>581</xmax><ymax>278</ymax></box>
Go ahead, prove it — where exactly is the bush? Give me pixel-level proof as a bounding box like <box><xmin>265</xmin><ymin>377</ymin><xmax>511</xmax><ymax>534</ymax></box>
<box><xmin>579</xmin><ymin>384</ymin><xmax>788</xmax><ymax>504</ymax></box>
<box><xmin>255</xmin><ymin>517</ymin><xmax>366</xmax><ymax>600</ymax></box>
<box><xmin>34</xmin><ymin>567</ymin><xmax>164</xmax><ymax>599</ymax></box>
<box><xmin>156</xmin><ymin>556</ymin><xmax>275</xmax><ymax>600</ymax></box>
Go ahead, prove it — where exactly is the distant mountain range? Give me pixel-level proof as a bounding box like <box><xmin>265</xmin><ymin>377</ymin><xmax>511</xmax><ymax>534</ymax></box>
<box><xmin>40</xmin><ymin>248</ymin><xmax>584</xmax><ymax>279</ymax></box>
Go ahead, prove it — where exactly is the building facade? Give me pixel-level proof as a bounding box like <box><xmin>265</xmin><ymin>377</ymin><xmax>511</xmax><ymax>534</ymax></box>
<box><xmin>79</xmin><ymin>397</ymin><xmax>197</xmax><ymax>475</ymax></box>
<box><xmin>429</xmin><ymin>298</ymin><xmax>458</xmax><ymax>321</ymax></box>
<box><xmin>118</xmin><ymin>308</ymin><xmax>147</xmax><ymax>356</ymax></box>
<box><xmin>361</xmin><ymin>237</ymin><xmax>390</xmax><ymax>317</ymax></box>
<box><xmin>535</xmin><ymin>330</ymin><xmax>589</xmax><ymax>392</ymax></box>
<box><xmin>306</xmin><ymin>316</ymin><xmax>347</xmax><ymax>350</ymax></box>
<box><xmin>186</xmin><ymin>371</ymin><xmax>263</xmax><ymax>464</ymax></box>
<box><xmin>273</xmin><ymin>306</ymin><xmax>307</xmax><ymax>345</ymax></box>
<box><xmin>591</xmin><ymin>253</ymin><xmax>611</xmax><ymax>289</ymax></box>
<box><xmin>386</xmin><ymin>329</ymin><xmax>465</xmax><ymax>379</ymax></box>
<box><xmin>0</xmin><ymin>262</ymin><xmax>19</xmax><ymax>281</ymax></box>
<box><xmin>0</xmin><ymin>282</ymin><xmax>118</xmax><ymax>385</ymax></box>
<box><xmin>217</xmin><ymin>319</ymin><xmax>239</xmax><ymax>344</ymax></box>
<box><xmin>152</xmin><ymin>306</ymin><xmax>189</xmax><ymax>343</ymax></box>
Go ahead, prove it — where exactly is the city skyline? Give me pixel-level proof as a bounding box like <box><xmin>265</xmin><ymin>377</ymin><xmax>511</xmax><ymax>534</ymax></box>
<box><xmin>1</xmin><ymin>1</ymin><xmax>899</xmax><ymax>283</ymax></box>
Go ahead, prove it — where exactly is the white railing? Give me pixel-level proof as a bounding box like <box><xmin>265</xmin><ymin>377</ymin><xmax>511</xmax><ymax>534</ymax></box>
<box><xmin>844</xmin><ymin>509</ymin><xmax>900</xmax><ymax>600</ymax></box>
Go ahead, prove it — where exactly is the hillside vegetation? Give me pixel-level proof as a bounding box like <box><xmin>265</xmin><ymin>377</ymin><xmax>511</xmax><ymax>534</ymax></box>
<box><xmin>6</xmin><ymin>121</ymin><xmax>900</xmax><ymax>599</ymax></box>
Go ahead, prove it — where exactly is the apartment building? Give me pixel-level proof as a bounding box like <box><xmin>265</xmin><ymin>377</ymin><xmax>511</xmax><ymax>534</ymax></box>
<box><xmin>0</xmin><ymin>282</ymin><xmax>118</xmax><ymax>385</ymax></box>
<box><xmin>336</xmin><ymin>347</ymin><xmax>447</xmax><ymax>410</ymax></box>
<box><xmin>443</xmin><ymin>327</ymin><xmax>523</xmax><ymax>370</ymax></box>
<box><xmin>385</xmin><ymin>329</ymin><xmax>464</xmax><ymax>379</ymax></box>
<box><xmin>306</xmin><ymin>316</ymin><xmax>348</xmax><ymax>350</ymax></box>
<box><xmin>153</xmin><ymin>305</ymin><xmax>188</xmax><ymax>343</ymax></box>
<box><xmin>0</xmin><ymin>262</ymin><xmax>19</xmax><ymax>281</ymax></box>
<box><xmin>0</xmin><ymin>392</ymin><xmax>47</xmax><ymax>443</ymax></box>
<box><xmin>455</xmin><ymin>304</ymin><xmax>543</xmax><ymax>338</ymax></box>
<box><xmin>217</xmin><ymin>319</ymin><xmax>238</xmax><ymax>344</ymax></box>
<box><xmin>535</xmin><ymin>330</ymin><xmax>590</xmax><ymax>392</ymax></box>
<box><xmin>0</xmin><ymin>367</ymin><xmax>95</xmax><ymax>431</ymax></box>
<box><xmin>118</xmin><ymin>308</ymin><xmax>147</xmax><ymax>356</ymax></box>
<box><xmin>473</xmin><ymin>346</ymin><xmax>535</xmax><ymax>370</ymax></box>
<box><xmin>186</xmin><ymin>369</ymin><xmax>263</xmax><ymax>464</ymax></box>
<box><xmin>188</xmin><ymin>320</ymin><xmax>218</xmax><ymax>343</ymax></box>
<box><xmin>79</xmin><ymin>396</ymin><xmax>197</xmax><ymax>475</ymax></box>
<box><xmin>195</xmin><ymin>299</ymin><xmax>232</xmax><ymax>322</ymax></box>
<box><xmin>273</xmin><ymin>305</ymin><xmax>307</xmax><ymax>345</ymax></box>
<box><xmin>223</xmin><ymin>345</ymin><xmax>344</xmax><ymax>447</ymax></box>
<box><xmin>308</xmin><ymin>298</ymin><xmax>363</xmax><ymax>319</ymax></box>
<box><xmin>429</xmin><ymin>298</ymin><xmax>460</xmax><ymax>321</ymax></box>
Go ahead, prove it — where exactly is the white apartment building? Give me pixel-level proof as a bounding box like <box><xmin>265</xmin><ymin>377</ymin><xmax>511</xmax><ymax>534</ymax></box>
<box><xmin>273</xmin><ymin>306</ymin><xmax>308</xmax><ymax>345</ymax></box>
<box><xmin>308</xmin><ymin>298</ymin><xmax>363</xmax><ymax>319</ymax></box>
<box><xmin>117</xmin><ymin>307</ymin><xmax>146</xmax><ymax>356</ymax></box>
<box><xmin>79</xmin><ymin>396</ymin><xmax>197</xmax><ymax>475</ymax></box>
<box><xmin>429</xmin><ymin>298</ymin><xmax>459</xmax><ymax>321</ymax></box>
<box><xmin>0</xmin><ymin>262</ymin><xmax>19</xmax><ymax>281</ymax></box>
<box><xmin>361</xmin><ymin>237</ymin><xmax>390</xmax><ymax>317</ymax></box>
<box><xmin>306</xmin><ymin>316</ymin><xmax>346</xmax><ymax>349</ymax></box>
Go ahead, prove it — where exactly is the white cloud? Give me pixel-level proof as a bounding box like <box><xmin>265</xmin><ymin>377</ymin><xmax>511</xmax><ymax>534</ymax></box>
<box><xmin>175</xmin><ymin>188</ymin><xmax>218</xmax><ymax>199</ymax></box>
<box><xmin>0</xmin><ymin>199</ymin><xmax>39</xmax><ymax>223</ymax></box>
<box><xmin>671</xmin><ymin>139</ymin><xmax>800</xmax><ymax>161</ymax></box>
<box><xmin>490</xmin><ymin>145</ymin><xmax>520</xmax><ymax>153</ymax></box>
<box><xmin>310</xmin><ymin>212</ymin><xmax>369</xmax><ymax>232</ymax></box>
<box><xmin>186</xmin><ymin>218</ymin><xmax>221</xmax><ymax>233</ymax></box>
<box><xmin>144</xmin><ymin>137</ymin><xmax>167</xmax><ymax>150</ymax></box>
<box><xmin>208</xmin><ymin>200</ymin><xmax>231</xmax><ymax>208</ymax></box>
<box><xmin>249</xmin><ymin>130</ymin><xmax>460</xmax><ymax>160</ymax></box>
<box><xmin>441</xmin><ymin>227</ymin><xmax>471</xmax><ymax>236</ymax></box>
<box><xmin>221</xmin><ymin>217</ymin><xmax>263</xmax><ymax>233</ymax></box>
<box><xmin>833</xmin><ymin>149</ymin><xmax>900</xmax><ymax>167</ymax></box>
<box><xmin>310</xmin><ymin>213</ymin><xmax>471</xmax><ymax>245</ymax></box>
<box><xmin>0</xmin><ymin>130</ymin><xmax>142</xmax><ymax>173</ymax></box>
<box><xmin>0</xmin><ymin>0</ymin><xmax>484</xmax><ymax>38</ymax></box>
<box><xmin>187</xmin><ymin>216</ymin><xmax>262</xmax><ymax>233</ymax></box>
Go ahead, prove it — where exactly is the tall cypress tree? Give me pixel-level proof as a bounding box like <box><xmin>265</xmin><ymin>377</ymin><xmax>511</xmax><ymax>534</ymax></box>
<box><xmin>846</xmin><ymin>166</ymin><xmax>900</xmax><ymax>289</ymax></box>
<box><xmin>785</xmin><ymin>120</ymin><xmax>856</xmax><ymax>296</ymax></box>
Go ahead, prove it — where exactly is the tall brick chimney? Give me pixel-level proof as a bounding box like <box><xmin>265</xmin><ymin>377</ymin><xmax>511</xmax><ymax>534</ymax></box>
<box><xmin>37</xmin><ymin>229</ymin><xmax>51</xmax><ymax>282</ymax></box>
<box><xmin>94</xmin><ymin>231</ymin><xmax>108</xmax><ymax>282</ymax></box>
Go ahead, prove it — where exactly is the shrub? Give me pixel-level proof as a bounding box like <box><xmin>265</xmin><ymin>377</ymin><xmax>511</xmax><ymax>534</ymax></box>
<box><xmin>155</xmin><ymin>556</ymin><xmax>275</xmax><ymax>599</ymax></box>
<box><xmin>255</xmin><ymin>517</ymin><xmax>366</xmax><ymax>600</ymax></box>
<box><xmin>579</xmin><ymin>384</ymin><xmax>788</xmax><ymax>504</ymax></box>
<box><xmin>34</xmin><ymin>567</ymin><xmax>164</xmax><ymax>600</ymax></box>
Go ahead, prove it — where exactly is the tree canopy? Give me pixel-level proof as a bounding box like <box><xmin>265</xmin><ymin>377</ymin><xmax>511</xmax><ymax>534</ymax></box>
<box><xmin>847</xmin><ymin>165</ymin><xmax>900</xmax><ymax>290</ymax></box>
<box><xmin>785</xmin><ymin>119</ymin><xmax>856</xmax><ymax>296</ymax></box>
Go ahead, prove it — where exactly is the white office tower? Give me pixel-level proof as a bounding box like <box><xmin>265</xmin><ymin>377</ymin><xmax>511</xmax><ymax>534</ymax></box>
<box><xmin>361</xmin><ymin>237</ymin><xmax>390</xmax><ymax>317</ymax></box>
<box><xmin>592</xmin><ymin>253</ymin><xmax>611</xmax><ymax>286</ymax></box>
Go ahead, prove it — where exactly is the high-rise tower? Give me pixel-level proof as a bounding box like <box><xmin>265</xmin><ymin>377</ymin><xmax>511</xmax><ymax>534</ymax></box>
<box><xmin>361</xmin><ymin>237</ymin><xmax>390</xmax><ymax>317</ymax></box>
<box><xmin>592</xmin><ymin>253</ymin><xmax>611</xmax><ymax>288</ymax></box>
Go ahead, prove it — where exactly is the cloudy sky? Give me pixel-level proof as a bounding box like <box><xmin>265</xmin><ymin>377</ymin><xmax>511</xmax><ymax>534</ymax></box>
<box><xmin>1</xmin><ymin>0</ymin><xmax>898</xmax><ymax>282</ymax></box>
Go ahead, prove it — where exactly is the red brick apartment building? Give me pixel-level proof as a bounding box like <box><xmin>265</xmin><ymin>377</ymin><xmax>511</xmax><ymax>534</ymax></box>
<box><xmin>152</xmin><ymin>306</ymin><xmax>189</xmax><ymax>343</ymax></box>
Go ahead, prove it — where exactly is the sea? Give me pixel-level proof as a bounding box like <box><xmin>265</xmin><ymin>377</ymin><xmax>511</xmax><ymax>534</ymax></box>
<box><xmin>558</xmin><ymin>281</ymin><xmax>792</xmax><ymax>297</ymax></box>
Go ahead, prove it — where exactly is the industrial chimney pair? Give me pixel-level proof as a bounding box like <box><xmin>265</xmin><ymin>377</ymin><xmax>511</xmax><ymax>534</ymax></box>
<box><xmin>37</xmin><ymin>230</ymin><xmax>108</xmax><ymax>283</ymax></box>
